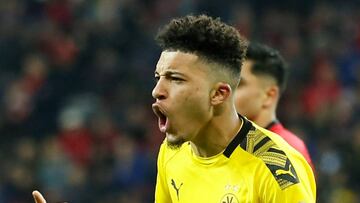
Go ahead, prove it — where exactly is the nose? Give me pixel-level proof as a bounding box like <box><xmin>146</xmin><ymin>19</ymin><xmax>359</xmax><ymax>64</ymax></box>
<box><xmin>152</xmin><ymin>78</ymin><xmax>167</xmax><ymax>100</ymax></box>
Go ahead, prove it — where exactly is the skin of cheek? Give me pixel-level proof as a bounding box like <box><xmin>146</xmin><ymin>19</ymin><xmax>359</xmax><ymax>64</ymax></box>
<box><xmin>175</xmin><ymin>86</ymin><xmax>210</xmax><ymax>138</ymax></box>
<box><xmin>165</xmin><ymin>86</ymin><xmax>209</xmax><ymax>147</ymax></box>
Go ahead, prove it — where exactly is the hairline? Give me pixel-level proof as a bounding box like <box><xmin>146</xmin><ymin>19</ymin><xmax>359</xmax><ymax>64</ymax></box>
<box><xmin>162</xmin><ymin>48</ymin><xmax>241</xmax><ymax>90</ymax></box>
<box><xmin>246</xmin><ymin>59</ymin><xmax>282</xmax><ymax>90</ymax></box>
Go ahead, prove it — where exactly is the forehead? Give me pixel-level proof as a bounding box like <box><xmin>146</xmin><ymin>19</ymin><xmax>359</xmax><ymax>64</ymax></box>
<box><xmin>156</xmin><ymin>51</ymin><xmax>202</xmax><ymax>73</ymax></box>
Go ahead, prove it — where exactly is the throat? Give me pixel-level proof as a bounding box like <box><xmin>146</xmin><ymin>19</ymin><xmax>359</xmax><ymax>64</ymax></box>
<box><xmin>190</xmin><ymin>117</ymin><xmax>243</xmax><ymax>158</ymax></box>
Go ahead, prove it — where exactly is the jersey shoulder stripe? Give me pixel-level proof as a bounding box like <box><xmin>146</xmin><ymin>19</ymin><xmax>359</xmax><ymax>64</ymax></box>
<box><xmin>240</xmin><ymin>125</ymin><xmax>300</xmax><ymax>190</ymax></box>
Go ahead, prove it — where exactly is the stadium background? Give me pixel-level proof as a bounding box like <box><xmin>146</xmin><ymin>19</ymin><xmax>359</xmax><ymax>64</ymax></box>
<box><xmin>0</xmin><ymin>0</ymin><xmax>359</xmax><ymax>202</ymax></box>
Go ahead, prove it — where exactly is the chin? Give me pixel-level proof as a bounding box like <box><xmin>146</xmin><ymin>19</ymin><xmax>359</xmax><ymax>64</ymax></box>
<box><xmin>166</xmin><ymin>134</ymin><xmax>186</xmax><ymax>149</ymax></box>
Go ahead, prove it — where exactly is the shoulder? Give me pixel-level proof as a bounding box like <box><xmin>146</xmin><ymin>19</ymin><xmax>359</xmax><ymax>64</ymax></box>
<box><xmin>269</xmin><ymin>123</ymin><xmax>314</xmax><ymax>167</ymax></box>
<box><xmin>241</xmin><ymin>123</ymin><xmax>304</xmax><ymax>190</ymax></box>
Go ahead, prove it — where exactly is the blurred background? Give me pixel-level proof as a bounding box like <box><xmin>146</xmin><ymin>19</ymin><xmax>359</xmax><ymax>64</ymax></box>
<box><xmin>0</xmin><ymin>0</ymin><xmax>359</xmax><ymax>202</ymax></box>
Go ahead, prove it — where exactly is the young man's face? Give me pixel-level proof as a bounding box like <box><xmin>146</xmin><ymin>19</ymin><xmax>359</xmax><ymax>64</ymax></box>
<box><xmin>234</xmin><ymin>60</ymin><xmax>268</xmax><ymax>121</ymax></box>
<box><xmin>152</xmin><ymin>51</ymin><xmax>213</xmax><ymax>148</ymax></box>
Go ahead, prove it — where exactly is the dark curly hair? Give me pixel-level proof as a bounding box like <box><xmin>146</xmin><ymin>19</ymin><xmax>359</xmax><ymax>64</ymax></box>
<box><xmin>245</xmin><ymin>42</ymin><xmax>288</xmax><ymax>93</ymax></box>
<box><xmin>156</xmin><ymin>14</ymin><xmax>248</xmax><ymax>85</ymax></box>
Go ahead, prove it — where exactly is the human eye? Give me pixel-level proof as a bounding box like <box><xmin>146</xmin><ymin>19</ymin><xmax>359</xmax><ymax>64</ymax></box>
<box><xmin>154</xmin><ymin>75</ymin><xmax>160</xmax><ymax>83</ymax></box>
<box><xmin>171</xmin><ymin>76</ymin><xmax>184</xmax><ymax>81</ymax></box>
<box><xmin>170</xmin><ymin>76</ymin><xmax>185</xmax><ymax>83</ymax></box>
<box><xmin>154</xmin><ymin>75</ymin><xmax>160</xmax><ymax>82</ymax></box>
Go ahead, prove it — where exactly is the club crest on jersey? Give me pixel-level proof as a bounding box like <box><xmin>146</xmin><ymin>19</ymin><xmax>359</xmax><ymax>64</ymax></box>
<box><xmin>220</xmin><ymin>193</ymin><xmax>239</xmax><ymax>203</ymax></box>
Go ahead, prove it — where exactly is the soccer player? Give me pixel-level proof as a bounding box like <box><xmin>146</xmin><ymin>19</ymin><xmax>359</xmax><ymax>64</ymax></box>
<box><xmin>234</xmin><ymin>42</ymin><xmax>314</xmax><ymax>169</ymax></box>
<box><xmin>153</xmin><ymin>15</ymin><xmax>315</xmax><ymax>202</ymax></box>
<box><xmin>33</xmin><ymin>15</ymin><xmax>316</xmax><ymax>203</ymax></box>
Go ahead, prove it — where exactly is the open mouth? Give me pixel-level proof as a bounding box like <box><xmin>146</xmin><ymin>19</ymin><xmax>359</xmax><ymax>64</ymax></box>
<box><xmin>152</xmin><ymin>104</ymin><xmax>168</xmax><ymax>133</ymax></box>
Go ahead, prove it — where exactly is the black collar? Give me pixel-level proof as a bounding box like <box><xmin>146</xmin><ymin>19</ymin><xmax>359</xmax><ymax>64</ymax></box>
<box><xmin>223</xmin><ymin>114</ymin><xmax>253</xmax><ymax>158</ymax></box>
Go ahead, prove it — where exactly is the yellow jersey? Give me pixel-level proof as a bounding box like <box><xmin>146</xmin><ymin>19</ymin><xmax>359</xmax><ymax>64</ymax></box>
<box><xmin>155</xmin><ymin>116</ymin><xmax>316</xmax><ymax>203</ymax></box>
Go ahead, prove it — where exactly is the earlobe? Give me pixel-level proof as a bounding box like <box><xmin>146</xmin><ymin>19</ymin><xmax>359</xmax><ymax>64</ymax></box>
<box><xmin>210</xmin><ymin>83</ymin><xmax>231</xmax><ymax>105</ymax></box>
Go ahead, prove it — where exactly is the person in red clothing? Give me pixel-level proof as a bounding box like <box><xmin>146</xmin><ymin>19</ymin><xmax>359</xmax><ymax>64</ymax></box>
<box><xmin>234</xmin><ymin>42</ymin><xmax>314</xmax><ymax>169</ymax></box>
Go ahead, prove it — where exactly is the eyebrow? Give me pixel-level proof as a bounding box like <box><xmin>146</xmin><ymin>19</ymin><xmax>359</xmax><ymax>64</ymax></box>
<box><xmin>154</xmin><ymin>70</ymin><xmax>186</xmax><ymax>77</ymax></box>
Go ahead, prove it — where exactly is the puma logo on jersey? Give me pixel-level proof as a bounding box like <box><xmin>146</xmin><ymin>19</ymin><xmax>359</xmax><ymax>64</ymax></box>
<box><xmin>276</xmin><ymin>165</ymin><xmax>296</xmax><ymax>179</ymax></box>
<box><xmin>171</xmin><ymin>179</ymin><xmax>183</xmax><ymax>200</ymax></box>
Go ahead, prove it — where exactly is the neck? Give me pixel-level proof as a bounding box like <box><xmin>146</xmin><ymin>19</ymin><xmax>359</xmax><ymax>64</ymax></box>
<box><xmin>190</xmin><ymin>106</ymin><xmax>242</xmax><ymax>158</ymax></box>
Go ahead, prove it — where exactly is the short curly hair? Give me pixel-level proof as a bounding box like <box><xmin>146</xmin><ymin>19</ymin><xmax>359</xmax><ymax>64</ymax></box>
<box><xmin>156</xmin><ymin>14</ymin><xmax>248</xmax><ymax>83</ymax></box>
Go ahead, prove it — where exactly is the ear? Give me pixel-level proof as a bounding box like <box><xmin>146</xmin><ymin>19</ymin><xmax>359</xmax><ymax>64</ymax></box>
<box><xmin>210</xmin><ymin>82</ymin><xmax>232</xmax><ymax>106</ymax></box>
<box><xmin>263</xmin><ymin>85</ymin><xmax>279</xmax><ymax>108</ymax></box>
